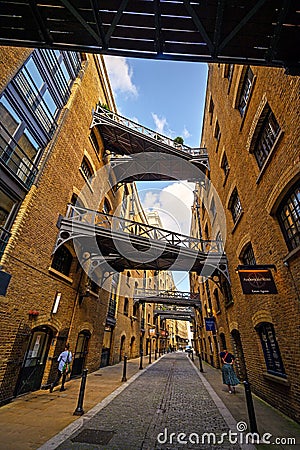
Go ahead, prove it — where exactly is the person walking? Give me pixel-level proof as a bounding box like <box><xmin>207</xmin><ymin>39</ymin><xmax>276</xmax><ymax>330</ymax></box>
<box><xmin>220</xmin><ymin>349</ymin><xmax>240</xmax><ymax>394</ymax></box>
<box><xmin>50</xmin><ymin>343</ymin><xmax>72</xmax><ymax>393</ymax></box>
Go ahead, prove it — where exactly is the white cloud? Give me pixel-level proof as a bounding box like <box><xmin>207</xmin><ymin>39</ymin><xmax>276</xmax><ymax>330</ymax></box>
<box><xmin>151</xmin><ymin>113</ymin><xmax>168</xmax><ymax>135</ymax></box>
<box><xmin>104</xmin><ymin>55</ymin><xmax>138</xmax><ymax>97</ymax></box>
<box><xmin>182</xmin><ymin>126</ymin><xmax>191</xmax><ymax>139</ymax></box>
<box><xmin>141</xmin><ymin>181</ymin><xmax>195</xmax><ymax>235</ymax></box>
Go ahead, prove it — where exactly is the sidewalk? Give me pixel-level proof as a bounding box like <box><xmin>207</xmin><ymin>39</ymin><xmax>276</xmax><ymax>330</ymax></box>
<box><xmin>0</xmin><ymin>353</ymin><xmax>299</xmax><ymax>450</ymax></box>
<box><xmin>0</xmin><ymin>356</ymin><xmax>143</xmax><ymax>450</ymax></box>
<box><xmin>192</xmin><ymin>356</ymin><xmax>300</xmax><ymax>450</ymax></box>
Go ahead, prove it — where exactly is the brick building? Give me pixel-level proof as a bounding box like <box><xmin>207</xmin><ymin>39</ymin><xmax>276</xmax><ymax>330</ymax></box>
<box><xmin>0</xmin><ymin>48</ymin><xmax>155</xmax><ymax>404</ymax></box>
<box><xmin>191</xmin><ymin>64</ymin><xmax>300</xmax><ymax>422</ymax></box>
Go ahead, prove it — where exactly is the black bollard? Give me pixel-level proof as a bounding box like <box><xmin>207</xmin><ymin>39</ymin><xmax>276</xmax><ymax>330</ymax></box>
<box><xmin>243</xmin><ymin>380</ymin><xmax>258</xmax><ymax>433</ymax></box>
<box><xmin>191</xmin><ymin>350</ymin><xmax>194</xmax><ymax>362</ymax></box>
<box><xmin>139</xmin><ymin>350</ymin><xmax>143</xmax><ymax>370</ymax></box>
<box><xmin>73</xmin><ymin>369</ymin><xmax>88</xmax><ymax>416</ymax></box>
<box><xmin>198</xmin><ymin>353</ymin><xmax>204</xmax><ymax>372</ymax></box>
<box><xmin>121</xmin><ymin>355</ymin><xmax>128</xmax><ymax>382</ymax></box>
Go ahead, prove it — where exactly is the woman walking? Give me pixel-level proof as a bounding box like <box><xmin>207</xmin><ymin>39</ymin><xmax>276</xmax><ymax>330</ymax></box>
<box><xmin>220</xmin><ymin>349</ymin><xmax>240</xmax><ymax>393</ymax></box>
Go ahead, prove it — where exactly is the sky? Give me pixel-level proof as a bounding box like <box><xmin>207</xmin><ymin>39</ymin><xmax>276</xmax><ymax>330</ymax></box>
<box><xmin>104</xmin><ymin>56</ymin><xmax>208</xmax><ymax>291</ymax></box>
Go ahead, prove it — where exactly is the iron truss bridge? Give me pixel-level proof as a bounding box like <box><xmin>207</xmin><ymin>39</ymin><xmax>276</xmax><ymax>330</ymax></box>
<box><xmin>134</xmin><ymin>288</ymin><xmax>201</xmax><ymax>307</ymax></box>
<box><xmin>55</xmin><ymin>205</ymin><xmax>229</xmax><ymax>279</ymax></box>
<box><xmin>154</xmin><ymin>306</ymin><xmax>195</xmax><ymax>321</ymax></box>
<box><xmin>0</xmin><ymin>1</ymin><xmax>298</xmax><ymax>74</ymax></box>
<box><xmin>92</xmin><ymin>106</ymin><xmax>209</xmax><ymax>181</ymax></box>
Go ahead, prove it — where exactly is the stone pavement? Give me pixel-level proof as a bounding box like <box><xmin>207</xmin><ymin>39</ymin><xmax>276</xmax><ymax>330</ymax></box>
<box><xmin>0</xmin><ymin>352</ymin><xmax>299</xmax><ymax>450</ymax></box>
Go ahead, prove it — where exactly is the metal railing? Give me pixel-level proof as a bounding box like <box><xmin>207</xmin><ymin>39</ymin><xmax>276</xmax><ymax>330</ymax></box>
<box><xmin>92</xmin><ymin>105</ymin><xmax>207</xmax><ymax>158</ymax></box>
<box><xmin>0</xmin><ymin>124</ymin><xmax>38</xmax><ymax>188</ymax></box>
<box><xmin>65</xmin><ymin>204</ymin><xmax>224</xmax><ymax>254</ymax></box>
<box><xmin>134</xmin><ymin>288</ymin><xmax>200</xmax><ymax>301</ymax></box>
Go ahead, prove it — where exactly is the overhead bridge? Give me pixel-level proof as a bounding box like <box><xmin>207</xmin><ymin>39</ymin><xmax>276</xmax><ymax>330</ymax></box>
<box><xmin>134</xmin><ymin>288</ymin><xmax>201</xmax><ymax>307</ymax></box>
<box><xmin>154</xmin><ymin>307</ymin><xmax>195</xmax><ymax>321</ymax></box>
<box><xmin>92</xmin><ymin>106</ymin><xmax>209</xmax><ymax>182</ymax></box>
<box><xmin>0</xmin><ymin>1</ymin><xmax>298</xmax><ymax>74</ymax></box>
<box><xmin>55</xmin><ymin>205</ymin><xmax>229</xmax><ymax>279</ymax></box>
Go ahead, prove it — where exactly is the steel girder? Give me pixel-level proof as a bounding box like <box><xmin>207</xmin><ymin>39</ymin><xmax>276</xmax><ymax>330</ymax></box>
<box><xmin>0</xmin><ymin>1</ymin><xmax>298</xmax><ymax>74</ymax></box>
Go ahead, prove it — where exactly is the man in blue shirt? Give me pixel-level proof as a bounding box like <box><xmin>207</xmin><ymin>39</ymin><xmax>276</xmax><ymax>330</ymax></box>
<box><xmin>50</xmin><ymin>343</ymin><xmax>72</xmax><ymax>393</ymax></box>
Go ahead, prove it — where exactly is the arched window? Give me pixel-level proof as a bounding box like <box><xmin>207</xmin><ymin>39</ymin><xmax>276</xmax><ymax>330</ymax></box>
<box><xmin>124</xmin><ymin>297</ymin><xmax>129</xmax><ymax>316</ymax></box>
<box><xmin>51</xmin><ymin>245</ymin><xmax>73</xmax><ymax>276</ymax></box>
<box><xmin>219</xmin><ymin>333</ymin><xmax>227</xmax><ymax>351</ymax></box>
<box><xmin>240</xmin><ymin>243</ymin><xmax>256</xmax><ymax>265</ymax></box>
<box><xmin>228</xmin><ymin>188</ymin><xmax>242</xmax><ymax>224</ymax></box>
<box><xmin>213</xmin><ymin>289</ymin><xmax>221</xmax><ymax>312</ymax></box>
<box><xmin>277</xmin><ymin>181</ymin><xmax>300</xmax><ymax>251</ymax></box>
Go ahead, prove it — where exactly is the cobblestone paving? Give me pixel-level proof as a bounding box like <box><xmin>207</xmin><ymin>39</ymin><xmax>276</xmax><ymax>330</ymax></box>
<box><xmin>57</xmin><ymin>353</ymin><xmax>241</xmax><ymax>450</ymax></box>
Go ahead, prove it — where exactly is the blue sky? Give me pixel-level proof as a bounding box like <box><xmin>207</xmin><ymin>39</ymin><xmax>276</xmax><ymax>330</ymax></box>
<box><xmin>104</xmin><ymin>56</ymin><xmax>208</xmax><ymax>291</ymax></box>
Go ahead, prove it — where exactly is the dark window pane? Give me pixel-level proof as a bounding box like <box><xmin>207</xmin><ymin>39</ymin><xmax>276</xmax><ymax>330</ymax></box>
<box><xmin>51</xmin><ymin>246</ymin><xmax>73</xmax><ymax>275</ymax></box>
<box><xmin>254</xmin><ymin>107</ymin><xmax>280</xmax><ymax>168</ymax></box>
<box><xmin>278</xmin><ymin>182</ymin><xmax>300</xmax><ymax>250</ymax></box>
<box><xmin>238</xmin><ymin>67</ymin><xmax>254</xmax><ymax>116</ymax></box>
<box><xmin>258</xmin><ymin>323</ymin><xmax>286</xmax><ymax>377</ymax></box>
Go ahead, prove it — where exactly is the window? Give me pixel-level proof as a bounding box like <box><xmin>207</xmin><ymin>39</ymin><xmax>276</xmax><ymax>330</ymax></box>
<box><xmin>221</xmin><ymin>152</ymin><xmax>230</xmax><ymax>178</ymax></box>
<box><xmin>90</xmin><ymin>129</ymin><xmax>100</xmax><ymax>155</ymax></box>
<box><xmin>213</xmin><ymin>289</ymin><xmax>221</xmax><ymax>312</ymax></box>
<box><xmin>224</xmin><ymin>64</ymin><xmax>234</xmax><ymax>82</ymax></box>
<box><xmin>214</xmin><ymin>120</ymin><xmax>221</xmax><ymax>152</ymax></box>
<box><xmin>0</xmin><ymin>95</ymin><xmax>40</xmax><ymax>187</ymax></box>
<box><xmin>253</xmin><ymin>106</ymin><xmax>280</xmax><ymax>169</ymax></box>
<box><xmin>0</xmin><ymin>188</ymin><xmax>17</xmax><ymax>257</ymax></box>
<box><xmin>133</xmin><ymin>302</ymin><xmax>138</xmax><ymax>317</ymax></box>
<box><xmin>229</xmin><ymin>188</ymin><xmax>242</xmax><ymax>223</ymax></box>
<box><xmin>221</xmin><ymin>275</ymin><xmax>233</xmax><ymax>306</ymax></box>
<box><xmin>241</xmin><ymin>243</ymin><xmax>256</xmax><ymax>265</ymax></box>
<box><xmin>80</xmin><ymin>157</ymin><xmax>93</xmax><ymax>182</ymax></box>
<box><xmin>209</xmin><ymin>97</ymin><xmax>214</xmax><ymax>125</ymax></box>
<box><xmin>124</xmin><ymin>298</ymin><xmax>129</xmax><ymax>316</ymax></box>
<box><xmin>277</xmin><ymin>182</ymin><xmax>300</xmax><ymax>251</ymax></box>
<box><xmin>51</xmin><ymin>245</ymin><xmax>73</xmax><ymax>276</ymax></box>
<box><xmin>257</xmin><ymin>322</ymin><xmax>286</xmax><ymax>377</ymax></box>
<box><xmin>214</xmin><ymin>121</ymin><xmax>221</xmax><ymax>141</ymax></box>
<box><xmin>238</xmin><ymin>67</ymin><xmax>254</xmax><ymax>116</ymax></box>
<box><xmin>220</xmin><ymin>332</ymin><xmax>227</xmax><ymax>350</ymax></box>
<box><xmin>0</xmin><ymin>49</ymin><xmax>81</xmax><ymax>188</ymax></box>
<box><xmin>102</xmin><ymin>198</ymin><xmax>111</xmax><ymax>215</ymax></box>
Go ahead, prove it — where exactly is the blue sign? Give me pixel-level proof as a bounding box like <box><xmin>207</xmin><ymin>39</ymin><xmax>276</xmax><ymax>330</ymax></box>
<box><xmin>0</xmin><ymin>271</ymin><xmax>12</xmax><ymax>296</ymax></box>
<box><xmin>205</xmin><ymin>317</ymin><xmax>216</xmax><ymax>332</ymax></box>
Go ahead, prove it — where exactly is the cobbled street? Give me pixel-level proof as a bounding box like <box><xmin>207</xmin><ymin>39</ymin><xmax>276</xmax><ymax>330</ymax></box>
<box><xmin>57</xmin><ymin>353</ymin><xmax>241</xmax><ymax>450</ymax></box>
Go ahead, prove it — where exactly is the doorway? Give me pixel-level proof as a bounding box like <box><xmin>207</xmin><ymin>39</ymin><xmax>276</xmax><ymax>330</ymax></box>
<box><xmin>231</xmin><ymin>329</ymin><xmax>247</xmax><ymax>381</ymax></box>
<box><xmin>15</xmin><ymin>326</ymin><xmax>52</xmax><ymax>396</ymax></box>
<box><xmin>71</xmin><ymin>330</ymin><xmax>90</xmax><ymax>377</ymax></box>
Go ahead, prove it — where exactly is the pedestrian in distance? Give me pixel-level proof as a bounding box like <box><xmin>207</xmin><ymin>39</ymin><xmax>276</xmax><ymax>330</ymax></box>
<box><xmin>50</xmin><ymin>343</ymin><xmax>72</xmax><ymax>393</ymax></box>
<box><xmin>220</xmin><ymin>349</ymin><xmax>240</xmax><ymax>394</ymax></box>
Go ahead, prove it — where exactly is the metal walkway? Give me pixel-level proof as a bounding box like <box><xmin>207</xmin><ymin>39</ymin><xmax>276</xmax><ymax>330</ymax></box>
<box><xmin>134</xmin><ymin>288</ymin><xmax>201</xmax><ymax>307</ymax></box>
<box><xmin>0</xmin><ymin>1</ymin><xmax>298</xmax><ymax>74</ymax></box>
<box><xmin>92</xmin><ymin>106</ymin><xmax>209</xmax><ymax>182</ymax></box>
<box><xmin>55</xmin><ymin>205</ymin><xmax>229</xmax><ymax>279</ymax></box>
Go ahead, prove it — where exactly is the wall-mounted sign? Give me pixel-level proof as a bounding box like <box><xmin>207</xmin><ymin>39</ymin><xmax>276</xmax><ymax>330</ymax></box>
<box><xmin>160</xmin><ymin>330</ymin><xmax>169</xmax><ymax>337</ymax></box>
<box><xmin>0</xmin><ymin>271</ymin><xmax>12</xmax><ymax>296</ymax></box>
<box><xmin>238</xmin><ymin>268</ymin><xmax>277</xmax><ymax>294</ymax></box>
<box><xmin>205</xmin><ymin>317</ymin><xmax>216</xmax><ymax>332</ymax></box>
<box><xmin>149</xmin><ymin>328</ymin><xmax>156</xmax><ymax>336</ymax></box>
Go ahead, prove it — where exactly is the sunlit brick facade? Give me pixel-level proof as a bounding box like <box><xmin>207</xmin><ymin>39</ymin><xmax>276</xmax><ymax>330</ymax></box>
<box><xmin>191</xmin><ymin>64</ymin><xmax>300</xmax><ymax>422</ymax></box>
